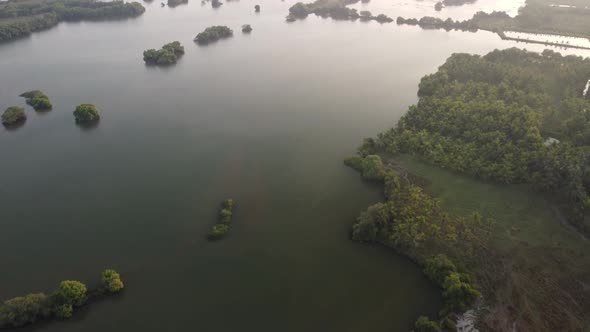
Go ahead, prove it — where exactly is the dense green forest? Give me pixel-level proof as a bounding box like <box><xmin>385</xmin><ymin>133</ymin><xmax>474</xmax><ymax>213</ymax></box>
<box><xmin>347</xmin><ymin>48</ymin><xmax>590</xmax><ymax>331</ymax></box>
<box><xmin>397</xmin><ymin>0</ymin><xmax>590</xmax><ymax>39</ymax></box>
<box><xmin>364</xmin><ymin>48</ymin><xmax>589</xmax><ymax>234</ymax></box>
<box><xmin>0</xmin><ymin>0</ymin><xmax>145</xmax><ymax>43</ymax></box>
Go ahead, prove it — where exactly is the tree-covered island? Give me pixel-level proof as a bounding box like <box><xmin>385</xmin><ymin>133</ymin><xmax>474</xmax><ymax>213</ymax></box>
<box><xmin>0</xmin><ymin>269</ymin><xmax>124</xmax><ymax>328</ymax></box>
<box><xmin>0</xmin><ymin>0</ymin><xmax>145</xmax><ymax>43</ymax></box>
<box><xmin>194</xmin><ymin>26</ymin><xmax>233</xmax><ymax>45</ymax></box>
<box><xmin>73</xmin><ymin>104</ymin><xmax>100</xmax><ymax>124</ymax></box>
<box><xmin>286</xmin><ymin>0</ymin><xmax>392</xmax><ymax>23</ymax></box>
<box><xmin>208</xmin><ymin>199</ymin><xmax>235</xmax><ymax>240</ymax></box>
<box><xmin>143</xmin><ymin>41</ymin><xmax>185</xmax><ymax>66</ymax></box>
<box><xmin>1</xmin><ymin>106</ymin><xmax>26</xmax><ymax>126</ymax></box>
<box><xmin>346</xmin><ymin>48</ymin><xmax>590</xmax><ymax>331</ymax></box>
<box><xmin>20</xmin><ymin>90</ymin><xmax>52</xmax><ymax>111</ymax></box>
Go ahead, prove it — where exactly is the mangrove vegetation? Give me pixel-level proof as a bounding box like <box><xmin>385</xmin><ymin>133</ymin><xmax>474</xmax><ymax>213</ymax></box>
<box><xmin>208</xmin><ymin>199</ymin><xmax>235</xmax><ymax>240</ymax></box>
<box><xmin>143</xmin><ymin>41</ymin><xmax>185</xmax><ymax>66</ymax></box>
<box><xmin>73</xmin><ymin>103</ymin><xmax>100</xmax><ymax>124</ymax></box>
<box><xmin>194</xmin><ymin>25</ymin><xmax>232</xmax><ymax>44</ymax></box>
<box><xmin>0</xmin><ymin>269</ymin><xmax>124</xmax><ymax>329</ymax></box>
<box><xmin>1</xmin><ymin>106</ymin><xmax>26</xmax><ymax>126</ymax></box>
<box><xmin>0</xmin><ymin>0</ymin><xmax>145</xmax><ymax>43</ymax></box>
<box><xmin>286</xmin><ymin>0</ymin><xmax>392</xmax><ymax>23</ymax></box>
<box><xmin>347</xmin><ymin>48</ymin><xmax>590</xmax><ymax>331</ymax></box>
<box><xmin>20</xmin><ymin>90</ymin><xmax>52</xmax><ymax>111</ymax></box>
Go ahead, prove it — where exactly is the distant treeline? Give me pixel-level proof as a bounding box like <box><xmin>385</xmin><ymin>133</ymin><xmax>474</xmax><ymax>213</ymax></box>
<box><xmin>0</xmin><ymin>0</ymin><xmax>145</xmax><ymax>43</ymax></box>
<box><xmin>397</xmin><ymin>0</ymin><xmax>590</xmax><ymax>39</ymax></box>
<box><xmin>287</xmin><ymin>0</ymin><xmax>392</xmax><ymax>23</ymax></box>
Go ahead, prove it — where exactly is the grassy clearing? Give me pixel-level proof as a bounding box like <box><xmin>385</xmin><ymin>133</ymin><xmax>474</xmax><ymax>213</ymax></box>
<box><xmin>395</xmin><ymin>155</ymin><xmax>590</xmax><ymax>331</ymax></box>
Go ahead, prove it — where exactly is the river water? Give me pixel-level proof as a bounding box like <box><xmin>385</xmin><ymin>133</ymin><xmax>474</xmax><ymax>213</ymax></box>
<box><xmin>1</xmin><ymin>0</ymin><xmax>589</xmax><ymax>331</ymax></box>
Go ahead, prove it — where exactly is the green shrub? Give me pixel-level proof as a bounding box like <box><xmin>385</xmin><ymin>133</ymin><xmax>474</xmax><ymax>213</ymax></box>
<box><xmin>52</xmin><ymin>280</ymin><xmax>87</xmax><ymax>307</ymax></box>
<box><xmin>219</xmin><ymin>209</ymin><xmax>233</xmax><ymax>224</ymax></box>
<box><xmin>53</xmin><ymin>304</ymin><xmax>73</xmax><ymax>319</ymax></box>
<box><xmin>424</xmin><ymin>254</ymin><xmax>457</xmax><ymax>285</ymax></box>
<box><xmin>208</xmin><ymin>224</ymin><xmax>229</xmax><ymax>240</ymax></box>
<box><xmin>101</xmin><ymin>269</ymin><xmax>124</xmax><ymax>293</ymax></box>
<box><xmin>414</xmin><ymin>316</ymin><xmax>441</xmax><ymax>332</ymax></box>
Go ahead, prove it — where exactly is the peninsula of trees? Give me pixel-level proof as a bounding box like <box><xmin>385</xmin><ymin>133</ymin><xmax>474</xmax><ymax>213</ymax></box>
<box><xmin>287</xmin><ymin>0</ymin><xmax>392</xmax><ymax>23</ymax></box>
<box><xmin>208</xmin><ymin>199</ymin><xmax>235</xmax><ymax>240</ymax></box>
<box><xmin>0</xmin><ymin>269</ymin><xmax>124</xmax><ymax>328</ymax></box>
<box><xmin>20</xmin><ymin>90</ymin><xmax>52</xmax><ymax>111</ymax></box>
<box><xmin>0</xmin><ymin>0</ymin><xmax>145</xmax><ymax>43</ymax></box>
<box><xmin>143</xmin><ymin>41</ymin><xmax>184</xmax><ymax>65</ymax></box>
<box><xmin>1</xmin><ymin>106</ymin><xmax>26</xmax><ymax>126</ymax></box>
<box><xmin>348</xmin><ymin>48</ymin><xmax>590</xmax><ymax>331</ymax></box>
<box><xmin>194</xmin><ymin>26</ymin><xmax>233</xmax><ymax>44</ymax></box>
<box><xmin>397</xmin><ymin>0</ymin><xmax>590</xmax><ymax>42</ymax></box>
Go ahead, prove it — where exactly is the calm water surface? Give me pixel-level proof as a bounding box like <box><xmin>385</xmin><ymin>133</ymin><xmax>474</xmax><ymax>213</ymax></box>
<box><xmin>1</xmin><ymin>0</ymin><xmax>589</xmax><ymax>331</ymax></box>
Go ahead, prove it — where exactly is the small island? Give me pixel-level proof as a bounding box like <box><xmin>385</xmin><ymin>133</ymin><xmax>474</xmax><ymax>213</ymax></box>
<box><xmin>208</xmin><ymin>199</ymin><xmax>235</xmax><ymax>240</ymax></box>
<box><xmin>73</xmin><ymin>104</ymin><xmax>100</xmax><ymax>124</ymax></box>
<box><xmin>242</xmin><ymin>24</ymin><xmax>252</xmax><ymax>33</ymax></box>
<box><xmin>1</xmin><ymin>106</ymin><xmax>26</xmax><ymax>126</ymax></box>
<box><xmin>254</xmin><ymin>4</ymin><xmax>260</xmax><ymax>12</ymax></box>
<box><xmin>143</xmin><ymin>41</ymin><xmax>185</xmax><ymax>66</ymax></box>
<box><xmin>0</xmin><ymin>269</ymin><xmax>124</xmax><ymax>329</ymax></box>
<box><xmin>20</xmin><ymin>90</ymin><xmax>52</xmax><ymax>111</ymax></box>
<box><xmin>167</xmin><ymin>0</ymin><xmax>188</xmax><ymax>7</ymax></box>
<box><xmin>194</xmin><ymin>26</ymin><xmax>233</xmax><ymax>45</ymax></box>
<box><xmin>287</xmin><ymin>0</ymin><xmax>392</xmax><ymax>23</ymax></box>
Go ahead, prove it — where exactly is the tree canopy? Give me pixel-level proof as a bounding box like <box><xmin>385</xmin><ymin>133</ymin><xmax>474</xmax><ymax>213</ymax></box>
<box><xmin>194</xmin><ymin>26</ymin><xmax>233</xmax><ymax>44</ymax></box>
<box><xmin>0</xmin><ymin>0</ymin><xmax>145</xmax><ymax>43</ymax></box>
<box><xmin>143</xmin><ymin>41</ymin><xmax>184</xmax><ymax>65</ymax></box>
<box><xmin>73</xmin><ymin>103</ymin><xmax>100</xmax><ymax>123</ymax></box>
<box><xmin>20</xmin><ymin>90</ymin><xmax>52</xmax><ymax>111</ymax></box>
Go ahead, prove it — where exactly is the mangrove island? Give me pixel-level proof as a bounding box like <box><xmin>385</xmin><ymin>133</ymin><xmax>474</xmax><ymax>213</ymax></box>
<box><xmin>143</xmin><ymin>41</ymin><xmax>185</xmax><ymax>66</ymax></box>
<box><xmin>20</xmin><ymin>90</ymin><xmax>52</xmax><ymax>111</ymax></box>
<box><xmin>208</xmin><ymin>199</ymin><xmax>235</xmax><ymax>240</ymax></box>
<box><xmin>194</xmin><ymin>26</ymin><xmax>233</xmax><ymax>45</ymax></box>
<box><xmin>1</xmin><ymin>106</ymin><xmax>26</xmax><ymax>126</ymax></box>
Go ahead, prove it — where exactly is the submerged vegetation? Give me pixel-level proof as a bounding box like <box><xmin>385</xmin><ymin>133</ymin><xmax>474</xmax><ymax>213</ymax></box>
<box><xmin>0</xmin><ymin>270</ymin><xmax>124</xmax><ymax>328</ymax></box>
<box><xmin>20</xmin><ymin>90</ymin><xmax>52</xmax><ymax>111</ymax></box>
<box><xmin>194</xmin><ymin>25</ymin><xmax>233</xmax><ymax>45</ymax></box>
<box><xmin>1</xmin><ymin>106</ymin><xmax>26</xmax><ymax>126</ymax></box>
<box><xmin>0</xmin><ymin>0</ymin><xmax>145</xmax><ymax>43</ymax></box>
<box><xmin>286</xmin><ymin>0</ymin><xmax>392</xmax><ymax>23</ymax></box>
<box><xmin>73</xmin><ymin>104</ymin><xmax>100</xmax><ymax>124</ymax></box>
<box><xmin>348</xmin><ymin>48</ymin><xmax>590</xmax><ymax>331</ymax></box>
<box><xmin>143</xmin><ymin>41</ymin><xmax>184</xmax><ymax>66</ymax></box>
<box><xmin>208</xmin><ymin>199</ymin><xmax>235</xmax><ymax>240</ymax></box>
